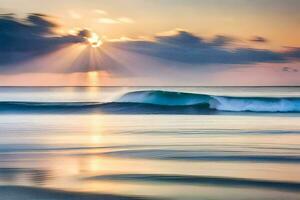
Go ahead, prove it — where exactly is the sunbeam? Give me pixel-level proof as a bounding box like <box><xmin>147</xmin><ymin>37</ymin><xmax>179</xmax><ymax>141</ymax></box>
<box><xmin>0</xmin><ymin>27</ymin><xmax>133</xmax><ymax>86</ymax></box>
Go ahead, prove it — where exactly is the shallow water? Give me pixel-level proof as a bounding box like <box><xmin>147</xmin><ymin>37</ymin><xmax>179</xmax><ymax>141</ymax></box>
<box><xmin>0</xmin><ymin>87</ymin><xmax>299</xmax><ymax>200</ymax></box>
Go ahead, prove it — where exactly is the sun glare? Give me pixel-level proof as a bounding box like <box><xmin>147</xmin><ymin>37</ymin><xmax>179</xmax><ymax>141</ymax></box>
<box><xmin>88</xmin><ymin>71</ymin><xmax>100</xmax><ymax>85</ymax></box>
<box><xmin>87</xmin><ymin>32</ymin><xmax>103</xmax><ymax>48</ymax></box>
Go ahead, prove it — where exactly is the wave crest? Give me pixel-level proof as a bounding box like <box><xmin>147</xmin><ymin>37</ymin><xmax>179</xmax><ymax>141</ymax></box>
<box><xmin>0</xmin><ymin>90</ymin><xmax>299</xmax><ymax>113</ymax></box>
<box><xmin>117</xmin><ymin>90</ymin><xmax>211</xmax><ymax>106</ymax></box>
<box><xmin>117</xmin><ymin>90</ymin><xmax>300</xmax><ymax>112</ymax></box>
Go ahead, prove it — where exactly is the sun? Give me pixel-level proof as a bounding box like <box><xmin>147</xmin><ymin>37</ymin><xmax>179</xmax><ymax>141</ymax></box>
<box><xmin>87</xmin><ymin>32</ymin><xmax>103</xmax><ymax>48</ymax></box>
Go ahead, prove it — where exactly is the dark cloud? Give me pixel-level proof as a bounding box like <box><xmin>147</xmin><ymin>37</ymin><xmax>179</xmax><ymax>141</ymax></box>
<box><xmin>0</xmin><ymin>13</ymin><xmax>85</xmax><ymax>67</ymax></box>
<box><xmin>109</xmin><ymin>30</ymin><xmax>288</xmax><ymax>65</ymax></box>
<box><xmin>0</xmin><ymin>13</ymin><xmax>130</xmax><ymax>75</ymax></box>
<box><xmin>27</xmin><ymin>13</ymin><xmax>58</xmax><ymax>34</ymax></box>
<box><xmin>285</xmin><ymin>47</ymin><xmax>300</xmax><ymax>58</ymax></box>
<box><xmin>250</xmin><ymin>36</ymin><xmax>268</xmax><ymax>43</ymax></box>
<box><xmin>78</xmin><ymin>29</ymin><xmax>93</xmax><ymax>38</ymax></box>
<box><xmin>155</xmin><ymin>31</ymin><xmax>235</xmax><ymax>48</ymax></box>
<box><xmin>210</xmin><ymin>35</ymin><xmax>236</xmax><ymax>46</ymax></box>
<box><xmin>156</xmin><ymin>31</ymin><xmax>204</xmax><ymax>47</ymax></box>
<box><xmin>1</xmin><ymin>13</ymin><xmax>300</xmax><ymax>75</ymax></box>
<box><xmin>282</xmin><ymin>66</ymin><xmax>299</xmax><ymax>73</ymax></box>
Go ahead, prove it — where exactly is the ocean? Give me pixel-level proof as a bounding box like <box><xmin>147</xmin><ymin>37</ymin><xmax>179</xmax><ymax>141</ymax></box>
<box><xmin>0</xmin><ymin>86</ymin><xmax>299</xmax><ymax>200</ymax></box>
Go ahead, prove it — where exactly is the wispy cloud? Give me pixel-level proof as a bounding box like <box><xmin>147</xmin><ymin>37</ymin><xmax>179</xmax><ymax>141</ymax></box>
<box><xmin>0</xmin><ymin>13</ymin><xmax>131</xmax><ymax>75</ymax></box>
<box><xmin>93</xmin><ymin>9</ymin><xmax>107</xmax><ymax>15</ymax></box>
<box><xmin>250</xmin><ymin>36</ymin><xmax>268</xmax><ymax>43</ymax></box>
<box><xmin>97</xmin><ymin>17</ymin><xmax>135</xmax><ymax>24</ymax></box>
<box><xmin>97</xmin><ymin>18</ymin><xmax>119</xmax><ymax>24</ymax></box>
<box><xmin>1</xmin><ymin>13</ymin><xmax>300</xmax><ymax>76</ymax></box>
<box><xmin>68</xmin><ymin>10</ymin><xmax>81</xmax><ymax>19</ymax></box>
<box><xmin>117</xmin><ymin>17</ymin><xmax>135</xmax><ymax>24</ymax></box>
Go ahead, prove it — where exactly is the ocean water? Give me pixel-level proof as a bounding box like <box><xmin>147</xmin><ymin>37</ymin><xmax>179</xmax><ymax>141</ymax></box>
<box><xmin>0</xmin><ymin>86</ymin><xmax>299</xmax><ymax>200</ymax></box>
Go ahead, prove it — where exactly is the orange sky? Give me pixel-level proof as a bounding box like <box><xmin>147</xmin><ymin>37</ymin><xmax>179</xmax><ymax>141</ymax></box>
<box><xmin>2</xmin><ymin>0</ymin><xmax>300</xmax><ymax>49</ymax></box>
<box><xmin>0</xmin><ymin>0</ymin><xmax>299</xmax><ymax>86</ymax></box>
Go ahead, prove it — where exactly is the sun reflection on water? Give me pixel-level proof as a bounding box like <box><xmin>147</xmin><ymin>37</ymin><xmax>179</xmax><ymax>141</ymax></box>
<box><xmin>88</xmin><ymin>71</ymin><xmax>100</xmax><ymax>86</ymax></box>
<box><xmin>88</xmin><ymin>114</ymin><xmax>103</xmax><ymax>144</ymax></box>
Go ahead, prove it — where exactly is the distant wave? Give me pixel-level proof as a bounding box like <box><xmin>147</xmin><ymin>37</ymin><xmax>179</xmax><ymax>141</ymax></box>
<box><xmin>0</xmin><ymin>90</ymin><xmax>299</xmax><ymax>114</ymax></box>
<box><xmin>86</xmin><ymin>173</ymin><xmax>300</xmax><ymax>192</ymax></box>
<box><xmin>101</xmin><ymin>149</ymin><xmax>300</xmax><ymax>163</ymax></box>
<box><xmin>0</xmin><ymin>101</ymin><xmax>212</xmax><ymax>114</ymax></box>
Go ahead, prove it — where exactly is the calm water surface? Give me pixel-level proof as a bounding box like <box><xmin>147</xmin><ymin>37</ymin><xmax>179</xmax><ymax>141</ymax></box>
<box><xmin>0</xmin><ymin>87</ymin><xmax>299</xmax><ymax>200</ymax></box>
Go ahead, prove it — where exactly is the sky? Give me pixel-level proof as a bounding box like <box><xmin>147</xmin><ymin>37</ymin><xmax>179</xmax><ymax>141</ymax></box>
<box><xmin>0</xmin><ymin>0</ymin><xmax>299</xmax><ymax>86</ymax></box>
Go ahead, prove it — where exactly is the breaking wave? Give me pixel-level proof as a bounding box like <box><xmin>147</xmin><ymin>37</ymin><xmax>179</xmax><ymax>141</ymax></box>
<box><xmin>117</xmin><ymin>90</ymin><xmax>300</xmax><ymax>113</ymax></box>
<box><xmin>0</xmin><ymin>90</ymin><xmax>299</xmax><ymax>114</ymax></box>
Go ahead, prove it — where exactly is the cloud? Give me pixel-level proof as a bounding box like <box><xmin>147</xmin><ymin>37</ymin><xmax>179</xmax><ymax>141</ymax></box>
<box><xmin>0</xmin><ymin>13</ymin><xmax>87</xmax><ymax>67</ymax></box>
<box><xmin>210</xmin><ymin>35</ymin><xmax>236</xmax><ymax>46</ymax></box>
<box><xmin>77</xmin><ymin>29</ymin><xmax>93</xmax><ymax>38</ymax></box>
<box><xmin>1</xmin><ymin>13</ymin><xmax>300</xmax><ymax>76</ymax></box>
<box><xmin>250</xmin><ymin>36</ymin><xmax>268</xmax><ymax>43</ymax></box>
<box><xmin>285</xmin><ymin>47</ymin><xmax>300</xmax><ymax>58</ymax></box>
<box><xmin>68</xmin><ymin>10</ymin><xmax>81</xmax><ymax>19</ymax></box>
<box><xmin>156</xmin><ymin>30</ymin><xmax>203</xmax><ymax>47</ymax></box>
<box><xmin>97</xmin><ymin>17</ymin><xmax>135</xmax><ymax>24</ymax></box>
<box><xmin>97</xmin><ymin>18</ymin><xmax>119</xmax><ymax>24</ymax></box>
<box><xmin>282</xmin><ymin>66</ymin><xmax>299</xmax><ymax>73</ymax></box>
<box><xmin>0</xmin><ymin>13</ymin><xmax>131</xmax><ymax>75</ymax></box>
<box><xmin>93</xmin><ymin>9</ymin><xmax>107</xmax><ymax>15</ymax></box>
<box><xmin>117</xmin><ymin>17</ymin><xmax>135</xmax><ymax>24</ymax></box>
<box><xmin>109</xmin><ymin>30</ymin><xmax>291</xmax><ymax>65</ymax></box>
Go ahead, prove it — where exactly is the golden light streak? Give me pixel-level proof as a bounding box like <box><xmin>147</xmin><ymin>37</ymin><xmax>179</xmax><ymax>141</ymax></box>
<box><xmin>87</xmin><ymin>71</ymin><xmax>100</xmax><ymax>86</ymax></box>
<box><xmin>88</xmin><ymin>115</ymin><xmax>103</xmax><ymax>145</ymax></box>
<box><xmin>86</xmin><ymin>70</ymin><xmax>111</xmax><ymax>86</ymax></box>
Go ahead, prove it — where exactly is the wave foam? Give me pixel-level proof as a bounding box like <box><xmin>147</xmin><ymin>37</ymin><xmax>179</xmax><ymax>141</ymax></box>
<box><xmin>118</xmin><ymin>90</ymin><xmax>300</xmax><ymax>112</ymax></box>
<box><xmin>0</xmin><ymin>90</ymin><xmax>299</xmax><ymax>113</ymax></box>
